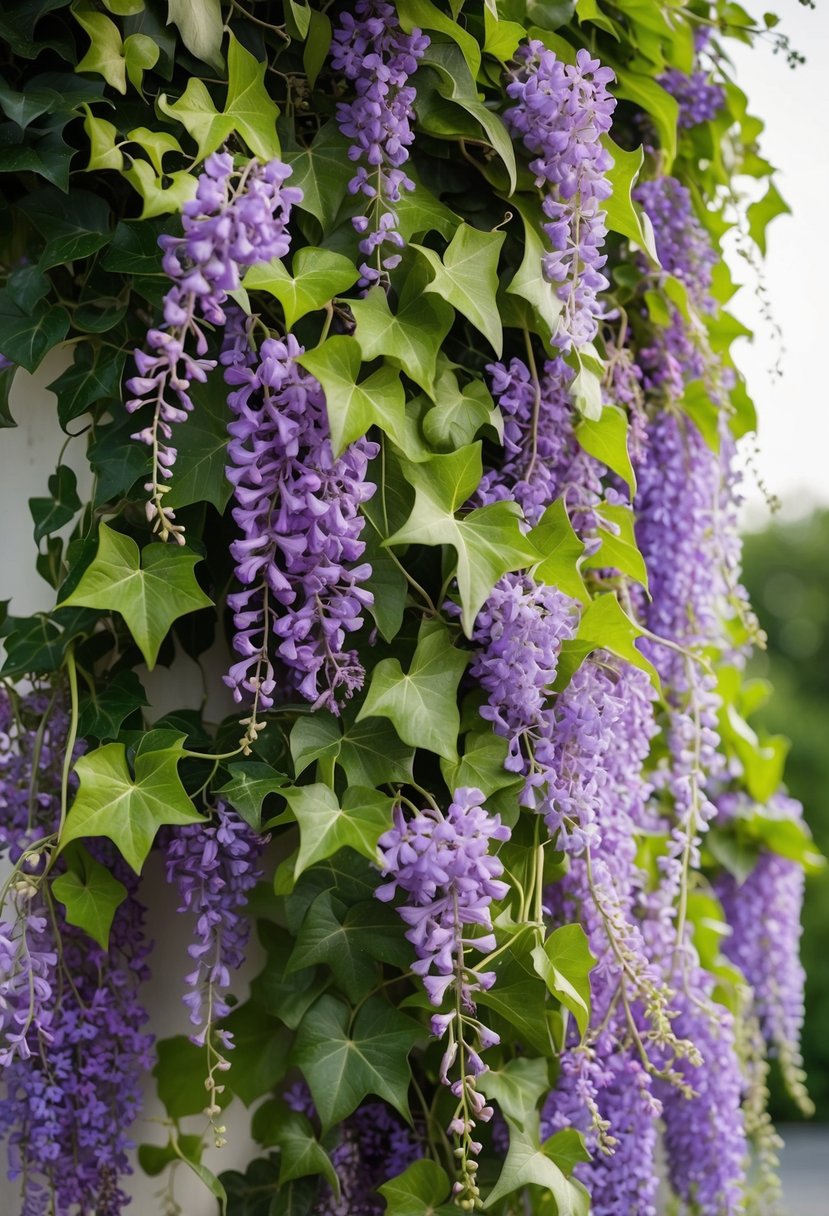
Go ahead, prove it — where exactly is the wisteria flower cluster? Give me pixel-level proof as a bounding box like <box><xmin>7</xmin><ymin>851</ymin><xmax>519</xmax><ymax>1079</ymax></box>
<box><xmin>126</xmin><ymin>153</ymin><xmax>301</xmax><ymax>542</ymax></box>
<box><xmin>506</xmin><ymin>42</ymin><xmax>616</xmax><ymax>347</ymax></box>
<box><xmin>224</xmin><ymin>333</ymin><xmax>378</xmax><ymax>715</ymax></box>
<box><xmin>331</xmin><ymin>0</ymin><xmax>429</xmax><ymax>288</ymax></box>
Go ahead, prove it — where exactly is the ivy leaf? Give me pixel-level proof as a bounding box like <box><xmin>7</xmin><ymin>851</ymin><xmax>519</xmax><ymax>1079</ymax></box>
<box><xmin>74</xmin><ymin>6</ymin><xmax>127</xmax><ymax>93</ymax></box>
<box><xmin>297</xmin><ymin>336</ymin><xmax>414</xmax><ymax>458</ymax></box>
<box><xmin>441</xmin><ymin>729</ymin><xmax>521</xmax><ymax>799</ymax></box>
<box><xmin>475</xmin><ymin>941</ymin><xmax>551</xmax><ymax>1056</ymax></box>
<box><xmin>575</xmin><ymin>404</ymin><xmax>636</xmax><ymax>494</ymax></box>
<box><xmin>289</xmin><ymin>714</ymin><xmax>341</xmax><ymax>778</ymax></box>
<box><xmin>49</xmin><ymin>344</ymin><xmax>125</xmax><ymax>431</ymax></box>
<box><xmin>615</xmin><ymin>69</ymin><xmax>678</xmax><ymax>170</ymax></box>
<box><xmin>250</xmin><ymin>932</ymin><xmax>327</xmax><ymax>1032</ymax></box>
<box><xmin>245</xmin><ymin>247</ymin><xmax>358</xmax><ymax>329</ymax></box>
<box><xmin>397</xmin><ymin>0</ymin><xmax>481</xmax><ymax>78</ymax></box>
<box><xmin>155</xmin><ymin>1035</ymin><xmax>233</xmax><ymax>1118</ymax></box>
<box><xmin>528</xmin><ymin>500</ymin><xmax>588</xmax><ymax>605</ymax></box>
<box><xmin>225</xmin><ymin>34</ymin><xmax>281</xmax><ymax>160</ymax></box>
<box><xmin>388</xmin><ymin>447</ymin><xmax>538</xmax><ymax>636</ymax></box>
<box><xmin>77</xmin><ymin>670</ymin><xmax>148</xmax><ymax>741</ymax></box>
<box><xmin>604</xmin><ymin>138</ymin><xmax>659</xmax><ymax>262</ymax></box>
<box><xmin>283</xmin><ymin>120</ymin><xmax>354</xmax><ymax>230</ymax></box>
<box><xmin>357</xmin><ymin>622</ymin><xmax>468</xmax><ymax>762</ymax></box>
<box><xmin>283</xmin><ymin>784</ymin><xmax>394</xmax><ymax>879</ymax></box>
<box><xmin>221</xmin><ymin>1001</ymin><xmax>290</xmax><ymax>1104</ymax></box>
<box><xmin>343</xmin><ymin>900</ymin><xmax>414</xmax><ymax>968</ymax></box>
<box><xmin>351</xmin><ymin>284</ymin><xmax>453</xmax><ymax>398</ymax></box>
<box><xmin>25</xmin><ymin>188</ymin><xmax>110</xmax><ymax>269</ymax></box>
<box><xmin>123</xmin><ymin>159</ymin><xmax>198</xmax><ymax>219</ymax></box>
<box><xmin>127</xmin><ymin>126</ymin><xmax>184</xmax><ymax>175</ymax></box>
<box><xmin>506</xmin><ymin>205</ymin><xmax>565</xmax><ymax>338</ymax></box>
<box><xmin>87</xmin><ymin>413</ymin><xmax>149</xmax><ymax>504</ymax></box>
<box><xmin>270</xmin><ymin>1111</ymin><xmax>339</xmax><ymax>1194</ymax></box>
<box><xmin>216</xmin><ymin>762</ymin><xmax>287</xmax><ymax>831</ymax></box>
<box><xmin>485</xmin><ymin>1114</ymin><xmax>590</xmax><ymax>1214</ymax></box>
<box><xmin>289</xmin><ymin>890</ymin><xmax>379</xmax><ymax>1002</ymax></box>
<box><xmin>59</xmin><ymin>524</ymin><xmax>213</xmax><ymax>669</ymax></box>
<box><xmin>29</xmin><ymin>465</ymin><xmax>81</xmax><ymax>543</ymax></box>
<box><xmin>530</xmin><ymin>923</ymin><xmax>596</xmax><ymax>1037</ymax></box>
<box><xmin>378</xmin><ymin>1159</ymin><xmax>453</xmax><ymax>1216</ymax></box>
<box><xmin>747</xmin><ymin>181</ymin><xmax>790</xmax><ymax>255</ymax></box>
<box><xmin>584</xmin><ymin>501</ymin><xmax>649</xmax><ymax>591</ymax></box>
<box><xmin>0</xmin><ymin>77</ymin><xmax>57</xmax><ymax>128</ymax></box>
<box><xmin>422</xmin><ymin>366</ymin><xmax>500</xmax><ymax>452</ymax></box>
<box><xmin>338</xmin><ymin>714</ymin><xmax>415</xmax><ymax>788</ymax></box>
<box><xmin>414</xmin><ymin>225</ymin><xmax>506</xmax><ymax>356</ymax></box>
<box><xmin>555</xmin><ymin>592</ymin><xmax>660</xmax><ymax>692</ymax></box>
<box><xmin>479</xmin><ymin>1057</ymin><xmax>550</xmax><ymax>1129</ymax></box>
<box><xmin>123</xmin><ymin>32</ymin><xmax>160</xmax><ymax>93</ymax></box>
<box><xmin>0</xmin><ymin>294</ymin><xmax>69</xmax><ymax>373</ymax></box>
<box><xmin>60</xmin><ymin>735</ymin><xmax>204</xmax><ymax>873</ymax></box>
<box><xmin>51</xmin><ymin>843</ymin><xmax>127</xmax><ymax>949</ymax></box>
<box><xmin>0</xmin><ymin>363</ymin><xmax>16</xmax><ymax>428</ymax></box>
<box><xmin>167</xmin><ymin>0</ymin><xmax>224</xmax><ymax>71</ymax></box>
<box><xmin>157</xmin><ymin>78</ymin><xmax>233</xmax><ymax>162</ymax></box>
<box><xmin>163</xmin><ymin>377</ymin><xmax>233</xmax><ymax>511</ymax></box>
<box><xmin>293</xmin><ymin>994</ymin><xmax>422</xmax><ymax>1130</ymax></box>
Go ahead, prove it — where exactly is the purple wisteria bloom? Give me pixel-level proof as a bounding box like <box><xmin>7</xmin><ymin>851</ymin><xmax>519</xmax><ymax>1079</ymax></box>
<box><xmin>224</xmin><ymin>334</ymin><xmax>378</xmax><ymax>715</ymax></box>
<box><xmin>331</xmin><ymin>0</ymin><xmax>429</xmax><ymax>288</ymax></box>
<box><xmin>126</xmin><ymin>153</ymin><xmax>301</xmax><ymax>542</ymax></box>
<box><xmin>505</xmin><ymin>43</ymin><xmax>616</xmax><ymax>348</ymax></box>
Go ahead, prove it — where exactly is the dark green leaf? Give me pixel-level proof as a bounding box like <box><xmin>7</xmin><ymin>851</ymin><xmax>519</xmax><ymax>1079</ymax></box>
<box><xmin>217</xmin><ymin>762</ymin><xmax>287</xmax><ymax>831</ymax></box>
<box><xmin>26</xmin><ymin>188</ymin><xmax>111</xmax><ymax>269</ymax></box>
<box><xmin>29</xmin><ymin>465</ymin><xmax>81</xmax><ymax>543</ymax></box>
<box><xmin>289</xmin><ymin>890</ymin><xmax>379</xmax><ymax>1002</ymax></box>
<box><xmin>49</xmin><ymin>345</ymin><xmax>126</xmax><ymax>431</ymax></box>
<box><xmin>0</xmin><ymin>293</ymin><xmax>69</xmax><ymax>372</ymax></box>
<box><xmin>51</xmin><ymin>843</ymin><xmax>127</xmax><ymax>948</ymax></box>
<box><xmin>77</xmin><ymin>670</ymin><xmax>148</xmax><ymax>740</ymax></box>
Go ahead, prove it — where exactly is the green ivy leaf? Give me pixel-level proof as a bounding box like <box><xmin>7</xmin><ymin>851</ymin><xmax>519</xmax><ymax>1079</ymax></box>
<box><xmin>603</xmin><ymin>138</ymin><xmax>659</xmax><ymax>262</ymax></box>
<box><xmin>167</xmin><ymin>0</ymin><xmax>224</xmax><ymax>71</ymax></box>
<box><xmin>357</xmin><ymin>622</ymin><xmax>469</xmax><ymax>762</ymax></box>
<box><xmin>51</xmin><ymin>842</ymin><xmax>127</xmax><ymax>948</ymax></box>
<box><xmin>0</xmin><ymin>363</ymin><xmax>16</xmax><ymax>428</ymax></box>
<box><xmin>397</xmin><ymin>0</ymin><xmax>481</xmax><ymax>77</ymax></box>
<box><xmin>0</xmin><ymin>294</ymin><xmax>69</xmax><ymax>373</ymax></box>
<box><xmin>303</xmin><ymin>9</ymin><xmax>331</xmax><ymax>88</ymax></box>
<box><xmin>388</xmin><ymin>447</ymin><xmax>538</xmax><ymax>635</ymax></box>
<box><xmin>74</xmin><ymin>6</ymin><xmax>128</xmax><ymax>93</ymax></box>
<box><xmin>123</xmin><ymin>32</ymin><xmax>160</xmax><ymax>92</ymax></box>
<box><xmin>583</xmin><ymin>501</ymin><xmax>649</xmax><ymax>591</ymax></box>
<box><xmin>250</xmin><ymin>931</ymin><xmax>327</xmax><ymax>1032</ymax></box>
<box><xmin>60</xmin><ymin>734</ymin><xmax>204</xmax><ymax>873</ymax></box>
<box><xmin>350</xmin><ymin>284</ymin><xmax>453</xmax><ymax>398</ymax></box>
<box><xmin>555</xmin><ymin>593</ymin><xmax>660</xmax><ymax>692</ymax></box>
<box><xmin>77</xmin><ymin>670</ymin><xmax>148</xmax><ymax>741</ymax></box>
<box><xmin>475</xmin><ymin>941</ymin><xmax>551</xmax><ymax>1056</ymax></box>
<box><xmin>221</xmin><ymin>1001</ymin><xmax>290</xmax><ymax>1105</ymax></box>
<box><xmin>82</xmin><ymin>107</ymin><xmax>123</xmax><ymax>171</ymax></box>
<box><xmin>479</xmin><ymin>1057</ymin><xmax>550</xmax><ymax>1129</ymax></box>
<box><xmin>441</xmin><ymin>729</ymin><xmax>522</xmax><ymax>799</ymax></box>
<box><xmin>378</xmin><ymin>1159</ymin><xmax>453</xmax><ymax>1215</ymax></box>
<box><xmin>283</xmin><ymin>120</ymin><xmax>354</xmax><ymax>230</ymax></box>
<box><xmin>484</xmin><ymin>1113</ymin><xmax>590</xmax><ymax>1214</ymax></box>
<box><xmin>530</xmin><ymin>923</ymin><xmax>596</xmax><ymax>1036</ymax></box>
<box><xmin>245</xmin><ymin>247</ymin><xmax>358</xmax><ymax>329</ymax></box>
<box><xmin>59</xmin><ymin>524</ymin><xmax>213</xmax><ymax>669</ymax></box>
<box><xmin>123</xmin><ymin>159</ymin><xmax>197</xmax><ymax>219</ymax></box>
<box><xmin>289</xmin><ymin>890</ymin><xmax>380</xmax><ymax>1002</ymax></box>
<box><xmin>157</xmin><ymin>78</ymin><xmax>233</xmax><ymax>161</ymax></box>
<box><xmin>528</xmin><ymin>499</ymin><xmax>588</xmax><ymax>605</ymax></box>
<box><xmin>163</xmin><ymin>376</ymin><xmax>233</xmax><ymax>512</ymax></box>
<box><xmin>217</xmin><ymin>762</ymin><xmax>288</xmax><ymax>831</ymax></box>
<box><xmin>297</xmin><ymin>336</ymin><xmax>416</xmax><ymax>458</ymax></box>
<box><xmin>422</xmin><ymin>366</ymin><xmax>500</xmax><ymax>451</ymax></box>
<box><xmin>339</xmin><ymin>714</ymin><xmax>416</xmax><ymax>788</ymax></box>
<box><xmin>138</xmin><ymin>1134</ymin><xmax>204</xmax><ymax>1177</ymax></box>
<box><xmin>154</xmin><ymin>1035</ymin><xmax>233</xmax><ymax>1118</ymax></box>
<box><xmin>49</xmin><ymin>343</ymin><xmax>125</xmax><ymax>431</ymax></box>
<box><xmin>25</xmin><ymin>187</ymin><xmax>111</xmax><ymax>269</ymax></box>
<box><xmin>615</xmin><ymin>69</ymin><xmax>678</xmax><ymax>170</ymax></box>
<box><xmin>293</xmin><ymin>994</ymin><xmax>422</xmax><ymax>1130</ymax></box>
<box><xmin>283</xmin><ymin>784</ymin><xmax>394</xmax><ymax>879</ymax></box>
<box><xmin>575</xmin><ymin>404</ymin><xmax>636</xmax><ymax>494</ymax></box>
<box><xmin>29</xmin><ymin>465</ymin><xmax>81</xmax><ymax>544</ymax></box>
<box><xmin>414</xmin><ymin>224</ymin><xmax>506</xmax><ymax>356</ymax></box>
<box><xmin>270</xmin><ymin>1110</ymin><xmax>339</xmax><ymax>1195</ymax></box>
<box><xmin>127</xmin><ymin>126</ymin><xmax>184</xmax><ymax>175</ymax></box>
<box><xmin>506</xmin><ymin>204</ymin><xmax>565</xmax><ymax>338</ymax></box>
<box><xmin>747</xmin><ymin>180</ymin><xmax>790</xmax><ymax>255</ymax></box>
<box><xmin>225</xmin><ymin>34</ymin><xmax>281</xmax><ymax>159</ymax></box>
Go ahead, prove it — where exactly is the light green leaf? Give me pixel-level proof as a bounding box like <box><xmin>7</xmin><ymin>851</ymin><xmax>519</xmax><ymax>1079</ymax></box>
<box><xmin>350</xmin><ymin>285</ymin><xmax>453</xmax><ymax>398</ymax></box>
<box><xmin>285</xmin><ymin>0</ymin><xmax>311</xmax><ymax>38</ymax></box>
<box><xmin>293</xmin><ymin>994</ymin><xmax>421</xmax><ymax>1130</ymax></box>
<box><xmin>568</xmin><ymin>344</ymin><xmax>603</xmax><ymax>419</ymax></box>
<box><xmin>52</xmin><ymin>843</ymin><xmax>127</xmax><ymax>948</ymax></box>
<box><xmin>297</xmin><ymin>336</ymin><xmax>416</xmax><ymax>458</ymax></box>
<box><xmin>59</xmin><ymin>523</ymin><xmax>213</xmax><ymax>669</ymax></box>
<box><xmin>615</xmin><ymin>69</ymin><xmax>678</xmax><ymax>170</ymax></box>
<box><xmin>387</xmin><ymin>447</ymin><xmax>538</xmax><ymax>635</ymax></box>
<box><xmin>82</xmin><ymin>108</ymin><xmax>123</xmax><ymax>171</ymax></box>
<box><xmin>245</xmin><ymin>247</ymin><xmax>358</xmax><ymax>329</ymax></box>
<box><xmin>283</xmin><ymin>784</ymin><xmax>394</xmax><ymax>878</ymax></box>
<box><xmin>414</xmin><ymin>224</ymin><xmax>506</xmax><ymax>356</ymax></box>
<box><xmin>60</xmin><ymin>735</ymin><xmax>204</xmax><ymax>872</ymax></box>
<box><xmin>483</xmin><ymin>6</ymin><xmax>525</xmax><ymax>61</ymax></box>
<box><xmin>555</xmin><ymin>592</ymin><xmax>660</xmax><ymax>692</ymax></box>
<box><xmin>123</xmin><ymin>32</ymin><xmax>159</xmax><ymax>91</ymax></box>
<box><xmin>167</xmin><ymin>0</ymin><xmax>224</xmax><ymax>71</ymax></box>
<box><xmin>441</xmin><ymin>729</ymin><xmax>521</xmax><ymax>799</ymax></box>
<box><xmin>480</xmin><ymin>1057</ymin><xmax>550</xmax><ymax>1128</ymax></box>
<box><xmin>157</xmin><ymin>78</ymin><xmax>232</xmax><ymax>161</ymax></box>
<box><xmin>283</xmin><ymin>120</ymin><xmax>353</xmax><ymax>229</ymax></box>
<box><xmin>575</xmin><ymin>404</ymin><xmax>636</xmax><ymax>494</ymax></box>
<box><xmin>528</xmin><ymin>499</ymin><xmax>588</xmax><ymax>605</ymax></box>
<box><xmin>123</xmin><ymin>159</ymin><xmax>197</xmax><ymax>218</ymax></box>
<box><xmin>485</xmin><ymin>1114</ymin><xmax>590</xmax><ymax>1214</ymax></box>
<box><xmin>357</xmin><ymin>622</ymin><xmax>468</xmax><ymax>762</ymax></box>
<box><xmin>397</xmin><ymin>0</ymin><xmax>481</xmax><ymax>77</ymax></box>
<box><xmin>747</xmin><ymin>181</ymin><xmax>790</xmax><ymax>255</ymax></box>
<box><xmin>507</xmin><ymin>205</ymin><xmax>564</xmax><ymax>338</ymax></box>
<box><xmin>422</xmin><ymin>366</ymin><xmax>500</xmax><ymax>451</ymax></box>
<box><xmin>127</xmin><ymin>127</ymin><xmax>183</xmax><ymax>175</ymax></box>
<box><xmin>74</xmin><ymin>6</ymin><xmax>127</xmax><ymax>93</ymax></box>
<box><xmin>531</xmin><ymin>923</ymin><xmax>596</xmax><ymax>1036</ymax></box>
<box><xmin>225</xmin><ymin>35</ymin><xmax>281</xmax><ymax>160</ymax></box>
<box><xmin>379</xmin><ymin>1159</ymin><xmax>453</xmax><ymax>1216</ymax></box>
<box><xmin>603</xmin><ymin>137</ymin><xmax>659</xmax><ymax>262</ymax></box>
<box><xmin>584</xmin><ymin>501</ymin><xmax>649</xmax><ymax>591</ymax></box>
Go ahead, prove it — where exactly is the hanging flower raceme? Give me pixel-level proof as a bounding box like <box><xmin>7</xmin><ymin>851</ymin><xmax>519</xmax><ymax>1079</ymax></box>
<box><xmin>224</xmin><ymin>334</ymin><xmax>378</xmax><ymax>717</ymax></box>
<box><xmin>126</xmin><ymin>153</ymin><xmax>301</xmax><ymax>543</ymax></box>
<box><xmin>377</xmin><ymin>788</ymin><xmax>509</xmax><ymax>1206</ymax></box>
<box><xmin>331</xmin><ymin>0</ymin><xmax>429</xmax><ymax>288</ymax></box>
<box><xmin>505</xmin><ymin>42</ymin><xmax>616</xmax><ymax>348</ymax></box>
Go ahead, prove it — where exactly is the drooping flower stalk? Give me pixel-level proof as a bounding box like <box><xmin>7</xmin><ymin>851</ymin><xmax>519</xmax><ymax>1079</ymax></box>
<box><xmin>126</xmin><ymin>153</ymin><xmax>301</xmax><ymax>543</ymax></box>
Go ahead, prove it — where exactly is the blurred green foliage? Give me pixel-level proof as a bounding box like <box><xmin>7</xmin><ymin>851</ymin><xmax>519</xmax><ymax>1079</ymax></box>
<box><xmin>742</xmin><ymin>510</ymin><xmax>829</xmax><ymax>1120</ymax></box>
